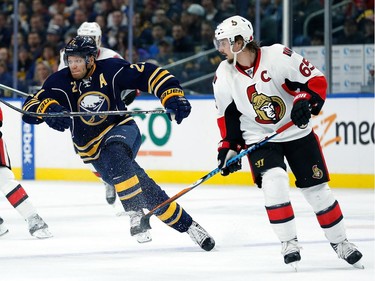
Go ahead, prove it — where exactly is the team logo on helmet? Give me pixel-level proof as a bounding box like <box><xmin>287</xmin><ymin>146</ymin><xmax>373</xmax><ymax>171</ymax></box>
<box><xmin>247</xmin><ymin>84</ymin><xmax>286</xmax><ymax>124</ymax></box>
<box><xmin>312</xmin><ymin>165</ymin><xmax>323</xmax><ymax>179</ymax></box>
<box><xmin>78</xmin><ymin>92</ymin><xmax>109</xmax><ymax>125</ymax></box>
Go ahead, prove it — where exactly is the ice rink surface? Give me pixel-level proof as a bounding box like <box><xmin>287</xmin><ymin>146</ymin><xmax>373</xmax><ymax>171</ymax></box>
<box><xmin>0</xmin><ymin>181</ymin><xmax>374</xmax><ymax>281</ymax></box>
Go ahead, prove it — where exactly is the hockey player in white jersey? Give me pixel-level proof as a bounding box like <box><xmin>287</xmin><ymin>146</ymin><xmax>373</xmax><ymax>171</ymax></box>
<box><xmin>0</xmin><ymin>107</ymin><xmax>52</xmax><ymax>239</ymax></box>
<box><xmin>58</xmin><ymin>22</ymin><xmax>149</xmax><ymax>243</ymax></box>
<box><xmin>212</xmin><ymin>15</ymin><xmax>363</xmax><ymax>269</ymax></box>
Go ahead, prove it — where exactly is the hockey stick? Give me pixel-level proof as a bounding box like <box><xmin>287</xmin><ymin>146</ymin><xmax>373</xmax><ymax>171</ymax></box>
<box><xmin>0</xmin><ymin>98</ymin><xmax>169</xmax><ymax>117</ymax></box>
<box><xmin>132</xmin><ymin>121</ymin><xmax>294</xmax><ymax>235</ymax></box>
<box><xmin>0</xmin><ymin>83</ymin><xmax>30</xmax><ymax>98</ymax></box>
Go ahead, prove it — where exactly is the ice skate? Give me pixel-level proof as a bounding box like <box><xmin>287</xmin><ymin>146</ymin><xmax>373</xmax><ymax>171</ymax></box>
<box><xmin>129</xmin><ymin>210</ymin><xmax>152</xmax><ymax>243</ymax></box>
<box><xmin>105</xmin><ymin>182</ymin><xmax>116</xmax><ymax>205</ymax></box>
<box><xmin>187</xmin><ymin>221</ymin><xmax>215</xmax><ymax>251</ymax></box>
<box><xmin>0</xmin><ymin>217</ymin><xmax>9</xmax><ymax>236</ymax></box>
<box><xmin>281</xmin><ymin>238</ymin><xmax>301</xmax><ymax>271</ymax></box>
<box><xmin>331</xmin><ymin>239</ymin><xmax>364</xmax><ymax>269</ymax></box>
<box><xmin>27</xmin><ymin>214</ymin><xmax>53</xmax><ymax>239</ymax></box>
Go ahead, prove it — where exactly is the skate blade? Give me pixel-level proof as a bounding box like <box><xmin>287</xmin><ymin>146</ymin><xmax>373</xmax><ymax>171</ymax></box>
<box><xmin>289</xmin><ymin>261</ymin><xmax>299</xmax><ymax>272</ymax></box>
<box><xmin>32</xmin><ymin>228</ymin><xmax>53</xmax><ymax>239</ymax></box>
<box><xmin>352</xmin><ymin>261</ymin><xmax>364</xmax><ymax>269</ymax></box>
<box><xmin>136</xmin><ymin>231</ymin><xmax>152</xmax><ymax>243</ymax></box>
<box><xmin>0</xmin><ymin>228</ymin><xmax>9</xmax><ymax>237</ymax></box>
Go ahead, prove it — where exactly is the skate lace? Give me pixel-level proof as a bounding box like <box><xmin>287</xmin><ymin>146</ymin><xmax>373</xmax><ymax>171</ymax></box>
<box><xmin>334</xmin><ymin>240</ymin><xmax>358</xmax><ymax>259</ymax></box>
<box><xmin>281</xmin><ymin>238</ymin><xmax>301</xmax><ymax>255</ymax></box>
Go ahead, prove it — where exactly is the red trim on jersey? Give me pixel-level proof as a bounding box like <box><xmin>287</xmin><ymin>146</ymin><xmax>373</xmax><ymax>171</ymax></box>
<box><xmin>316</xmin><ymin>200</ymin><xmax>343</xmax><ymax>228</ymax></box>
<box><xmin>0</xmin><ymin>106</ymin><xmax>3</xmax><ymax>123</ymax></box>
<box><xmin>266</xmin><ymin>202</ymin><xmax>295</xmax><ymax>224</ymax></box>
<box><xmin>6</xmin><ymin>184</ymin><xmax>29</xmax><ymax>208</ymax></box>
<box><xmin>308</xmin><ymin>76</ymin><xmax>327</xmax><ymax>100</ymax></box>
<box><xmin>93</xmin><ymin>171</ymin><xmax>101</xmax><ymax>178</ymax></box>
<box><xmin>0</xmin><ymin>138</ymin><xmax>9</xmax><ymax>167</ymax></box>
<box><xmin>217</xmin><ymin>116</ymin><xmax>227</xmax><ymax>139</ymax></box>
<box><xmin>313</xmin><ymin>131</ymin><xmax>330</xmax><ymax>181</ymax></box>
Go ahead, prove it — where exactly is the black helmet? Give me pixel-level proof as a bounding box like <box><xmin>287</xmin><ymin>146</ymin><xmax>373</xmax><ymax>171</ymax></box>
<box><xmin>64</xmin><ymin>35</ymin><xmax>98</xmax><ymax>66</ymax></box>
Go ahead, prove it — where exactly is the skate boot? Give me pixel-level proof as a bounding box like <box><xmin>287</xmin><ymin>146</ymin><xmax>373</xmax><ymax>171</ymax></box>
<box><xmin>105</xmin><ymin>182</ymin><xmax>116</xmax><ymax>205</ymax></box>
<box><xmin>331</xmin><ymin>239</ymin><xmax>364</xmax><ymax>269</ymax></box>
<box><xmin>27</xmin><ymin>214</ymin><xmax>53</xmax><ymax>239</ymax></box>
<box><xmin>187</xmin><ymin>221</ymin><xmax>215</xmax><ymax>251</ymax></box>
<box><xmin>0</xmin><ymin>217</ymin><xmax>9</xmax><ymax>236</ymax></box>
<box><xmin>129</xmin><ymin>210</ymin><xmax>152</xmax><ymax>243</ymax></box>
<box><xmin>281</xmin><ymin>238</ymin><xmax>301</xmax><ymax>271</ymax></box>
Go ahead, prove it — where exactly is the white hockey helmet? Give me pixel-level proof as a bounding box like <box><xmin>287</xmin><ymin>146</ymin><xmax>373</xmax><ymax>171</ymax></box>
<box><xmin>77</xmin><ymin>22</ymin><xmax>102</xmax><ymax>47</ymax></box>
<box><xmin>214</xmin><ymin>15</ymin><xmax>254</xmax><ymax>53</ymax></box>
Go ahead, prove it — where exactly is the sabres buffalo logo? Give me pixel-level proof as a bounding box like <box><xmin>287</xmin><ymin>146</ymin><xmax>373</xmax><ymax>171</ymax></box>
<box><xmin>247</xmin><ymin>85</ymin><xmax>286</xmax><ymax>124</ymax></box>
<box><xmin>78</xmin><ymin>92</ymin><xmax>110</xmax><ymax>125</ymax></box>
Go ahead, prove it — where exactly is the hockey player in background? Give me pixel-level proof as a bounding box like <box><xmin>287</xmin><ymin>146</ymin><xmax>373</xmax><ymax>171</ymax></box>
<box><xmin>212</xmin><ymin>15</ymin><xmax>363</xmax><ymax>268</ymax></box>
<box><xmin>0</xmin><ymin>106</ymin><xmax>52</xmax><ymax>239</ymax></box>
<box><xmin>58</xmin><ymin>21</ymin><xmax>138</xmax><ymax>213</ymax></box>
<box><xmin>21</xmin><ymin>35</ymin><xmax>215</xmax><ymax>251</ymax></box>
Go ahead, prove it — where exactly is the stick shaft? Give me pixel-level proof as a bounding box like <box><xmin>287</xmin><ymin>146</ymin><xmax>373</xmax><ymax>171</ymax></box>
<box><xmin>144</xmin><ymin>121</ymin><xmax>294</xmax><ymax>219</ymax></box>
<box><xmin>0</xmin><ymin>98</ymin><xmax>168</xmax><ymax>117</ymax></box>
<box><xmin>0</xmin><ymin>83</ymin><xmax>30</xmax><ymax>98</ymax></box>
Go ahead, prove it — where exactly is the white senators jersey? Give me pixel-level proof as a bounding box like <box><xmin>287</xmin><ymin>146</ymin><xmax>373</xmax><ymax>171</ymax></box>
<box><xmin>213</xmin><ymin>44</ymin><xmax>327</xmax><ymax>145</ymax></box>
<box><xmin>58</xmin><ymin>47</ymin><xmax>123</xmax><ymax>70</ymax></box>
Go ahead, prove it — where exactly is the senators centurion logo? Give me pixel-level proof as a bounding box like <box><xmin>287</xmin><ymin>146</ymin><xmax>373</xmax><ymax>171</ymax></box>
<box><xmin>78</xmin><ymin>92</ymin><xmax>110</xmax><ymax>125</ymax></box>
<box><xmin>247</xmin><ymin>84</ymin><xmax>286</xmax><ymax>124</ymax></box>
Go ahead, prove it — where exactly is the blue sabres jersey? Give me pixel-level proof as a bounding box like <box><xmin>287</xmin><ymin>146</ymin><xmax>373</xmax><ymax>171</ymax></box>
<box><xmin>22</xmin><ymin>58</ymin><xmax>182</xmax><ymax>162</ymax></box>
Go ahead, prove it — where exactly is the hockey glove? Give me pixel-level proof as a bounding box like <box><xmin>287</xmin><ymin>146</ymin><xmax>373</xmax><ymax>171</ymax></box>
<box><xmin>42</xmin><ymin>102</ymin><xmax>71</xmax><ymax>132</ymax></box>
<box><xmin>291</xmin><ymin>92</ymin><xmax>311</xmax><ymax>129</ymax></box>
<box><xmin>217</xmin><ymin>141</ymin><xmax>242</xmax><ymax>176</ymax></box>
<box><xmin>161</xmin><ymin>89</ymin><xmax>191</xmax><ymax>124</ymax></box>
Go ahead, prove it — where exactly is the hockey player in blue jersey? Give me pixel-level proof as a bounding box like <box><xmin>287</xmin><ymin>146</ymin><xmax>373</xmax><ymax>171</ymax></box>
<box><xmin>22</xmin><ymin>35</ymin><xmax>215</xmax><ymax>251</ymax></box>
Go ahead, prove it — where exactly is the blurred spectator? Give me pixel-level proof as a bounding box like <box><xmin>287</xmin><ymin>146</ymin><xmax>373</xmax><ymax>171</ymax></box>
<box><xmin>334</xmin><ymin>17</ymin><xmax>365</xmax><ymax>44</ymax></box>
<box><xmin>107</xmin><ymin>9</ymin><xmax>128</xmax><ymax>49</ymax></box>
<box><xmin>65</xmin><ymin>8</ymin><xmax>88</xmax><ymax>36</ymax></box>
<box><xmin>31</xmin><ymin>0</ymin><xmax>51</xmax><ymax>26</ymax></box>
<box><xmin>29</xmin><ymin>14</ymin><xmax>47</xmax><ymax>40</ymax></box>
<box><xmin>17</xmin><ymin>47</ymin><xmax>33</xmax><ymax>85</ymax></box>
<box><xmin>48</xmin><ymin>0</ymin><xmax>71</xmax><ymax>19</ymax></box>
<box><xmin>75</xmin><ymin>0</ymin><xmax>97</xmax><ymax>22</ymax></box>
<box><xmin>46</xmin><ymin>25</ymin><xmax>65</xmax><ymax>51</ymax></box>
<box><xmin>30</xmin><ymin>60</ymin><xmax>53</xmax><ymax>88</ymax></box>
<box><xmin>0</xmin><ymin>12</ymin><xmax>12</xmax><ymax>48</ymax></box>
<box><xmin>48</xmin><ymin>13</ymin><xmax>70</xmax><ymax>36</ymax></box>
<box><xmin>155</xmin><ymin>39</ymin><xmax>175</xmax><ymax>66</ymax></box>
<box><xmin>0</xmin><ymin>47</ymin><xmax>12</xmax><ymax>71</ymax></box>
<box><xmin>185</xmin><ymin>3</ymin><xmax>205</xmax><ymax>44</ymax></box>
<box><xmin>132</xmin><ymin>12</ymin><xmax>153</xmax><ymax>49</ymax></box>
<box><xmin>171</xmin><ymin>23</ymin><xmax>195</xmax><ymax>59</ymax></box>
<box><xmin>0</xmin><ymin>60</ymin><xmax>12</xmax><ymax>92</ymax></box>
<box><xmin>361</xmin><ymin>18</ymin><xmax>374</xmax><ymax>43</ymax></box>
<box><xmin>212</xmin><ymin>0</ymin><xmax>236</xmax><ymax>24</ymax></box>
<box><xmin>148</xmin><ymin>23</ymin><xmax>172</xmax><ymax>59</ymax></box>
<box><xmin>201</xmin><ymin>0</ymin><xmax>218</xmax><ymax>23</ymax></box>
<box><xmin>151</xmin><ymin>8</ymin><xmax>173</xmax><ymax>35</ymax></box>
<box><xmin>26</xmin><ymin>31</ymin><xmax>43</xmax><ymax>60</ymax></box>
<box><xmin>14</xmin><ymin>2</ymin><xmax>30</xmax><ymax>34</ymax></box>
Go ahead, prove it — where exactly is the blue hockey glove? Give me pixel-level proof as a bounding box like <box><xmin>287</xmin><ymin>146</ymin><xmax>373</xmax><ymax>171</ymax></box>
<box><xmin>291</xmin><ymin>92</ymin><xmax>311</xmax><ymax>129</ymax></box>
<box><xmin>164</xmin><ymin>95</ymin><xmax>191</xmax><ymax>124</ymax></box>
<box><xmin>217</xmin><ymin>141</ymin><xmax>242</xmax><ymax>176</ymax></box>
<box><xmin>43</xmin><ymin>103</ymin><xmax>71</xmax><ymax>132</ymax></box>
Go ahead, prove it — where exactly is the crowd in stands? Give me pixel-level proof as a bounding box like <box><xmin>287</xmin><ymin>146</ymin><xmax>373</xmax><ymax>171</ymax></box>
<box><xmin>0</xmin><ymin>0</ymin><xmax>374</xmax><ymax>96</ymax></box>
